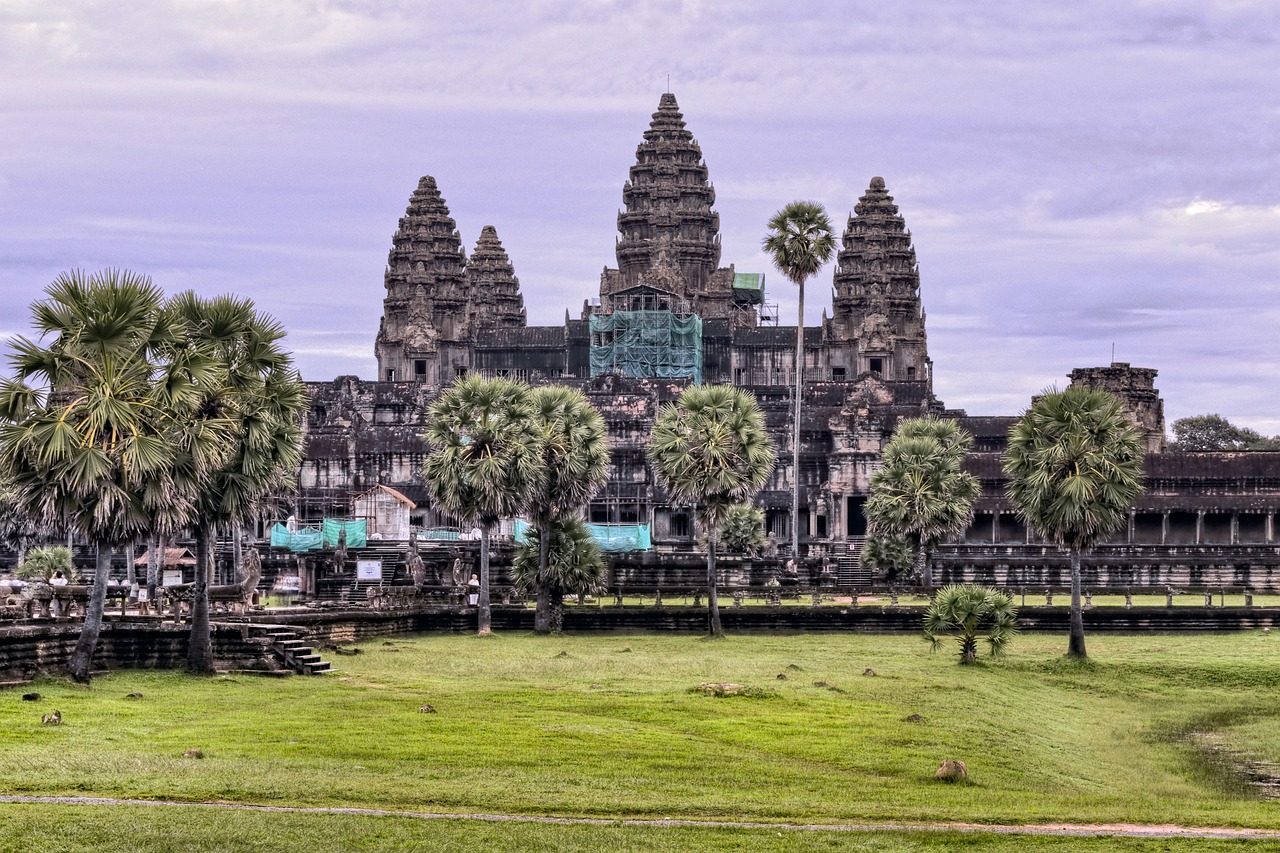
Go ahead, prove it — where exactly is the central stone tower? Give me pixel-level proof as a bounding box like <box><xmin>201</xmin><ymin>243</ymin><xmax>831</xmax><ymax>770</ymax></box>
<box><xmin>596</xmin><ymin>93</ymin><xmax>738</xmax><ymax>321</ymax></box>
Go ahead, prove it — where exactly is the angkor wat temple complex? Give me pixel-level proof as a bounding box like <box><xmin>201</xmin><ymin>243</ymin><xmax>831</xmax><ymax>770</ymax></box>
<box><xmin>302</xmin><ymin>93</ymin><xmax>1280</xmax><ymax>590</ymax></box>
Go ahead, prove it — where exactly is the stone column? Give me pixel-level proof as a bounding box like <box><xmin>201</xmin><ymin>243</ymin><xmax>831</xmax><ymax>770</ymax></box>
<box><xmin>1161</xmin><ymin>512</ymin><xmax>1169</xmax><ymax>545</ymax></box>
<box><xmin>1196</xmin><ymin>511</ymin><xmax>1204</xmax><ymax>546</ymax></box>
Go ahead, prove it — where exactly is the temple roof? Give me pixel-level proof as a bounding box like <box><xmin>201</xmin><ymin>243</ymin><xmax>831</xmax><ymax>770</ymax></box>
<box><xmin>473</xmin><ymin>326</ymin><xmax>567</xmax><ymax>348</ymax></box>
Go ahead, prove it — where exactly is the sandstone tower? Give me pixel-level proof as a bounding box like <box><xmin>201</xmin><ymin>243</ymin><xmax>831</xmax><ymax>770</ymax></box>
<box><xmin>597</xmin><ymin>92</ymin><xmax>738</xmax><ymax>321</ymax></box>
<box><xmin>828</xmin><ymin>176</ymin><xmax>931</xmax><ymax>384</ymax></box>
<box><xmin>467</xmin><ymin>225</ymin><xmax>526</xmax><ymax>330</ymax></box>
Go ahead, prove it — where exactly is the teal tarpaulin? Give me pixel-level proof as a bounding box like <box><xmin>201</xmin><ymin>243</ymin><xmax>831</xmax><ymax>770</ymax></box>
<box><xmin>586</xmin><ymin>522</ymin><xmax>651</xmax><ymax>552</ymax></box>
<box><xmin>513</xmin><ymin>519</ymin><xmax>651</xmax><ymax>553</ymax></box>
<box><xmin>270</xmin><ymin>519</ymin><xmax>368</xmax><ymax>552</ymax></box>
<box><xmin>323</xmin><ymin>518</ymin><xmax>367</xmax><ymax>549</ymax></box>
<box><xmin>270</xmin><ymin>523</ymin><xmax>323</xmax><ymax>552</ymax></box>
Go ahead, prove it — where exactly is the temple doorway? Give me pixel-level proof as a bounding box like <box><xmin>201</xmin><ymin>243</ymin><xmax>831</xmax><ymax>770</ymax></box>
<box><xmin>846</xmin><ymin>496</ymin><xmax>868</xmax><ymax>537</ymax></box>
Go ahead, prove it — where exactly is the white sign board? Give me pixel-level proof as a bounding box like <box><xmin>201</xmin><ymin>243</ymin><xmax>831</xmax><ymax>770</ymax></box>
<box><xmin>162</xmin><ymin>570</ymin><xmax>183</xmax><ymax>587</ymax></box>
<box><xmin>356</xmin><ymin>560</ymin><xmax>382</xmax><ymax>581</ymax></box>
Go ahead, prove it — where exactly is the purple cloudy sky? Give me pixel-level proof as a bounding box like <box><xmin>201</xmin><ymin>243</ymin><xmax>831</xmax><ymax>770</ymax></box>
<box><xmin>2</xmin><ymin>2</ymin><xmax>1278</xmax><ymax>432</ymax></box>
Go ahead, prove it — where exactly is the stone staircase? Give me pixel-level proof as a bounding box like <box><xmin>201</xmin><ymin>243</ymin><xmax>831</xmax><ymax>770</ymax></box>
<box><xmin>837</xmin><ymin>537</ymin><xmax>873</xmax><ymax>588</ymax></box>
<box><xmin>252</xmin><ymin>624</ymin><xmax>332</xmax><ymax>675</ymax></box>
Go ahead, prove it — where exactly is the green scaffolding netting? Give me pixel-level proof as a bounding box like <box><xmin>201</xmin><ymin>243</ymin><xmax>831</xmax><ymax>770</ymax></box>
<box><xmin>589</xmin><ymin>310</ymin><xmax>702</xmax><ymax>384</ymax></box>
<box><xmin>513</xmin><ymin>519</ymin><xmax>652</xmax><ymax>552</ymax></box>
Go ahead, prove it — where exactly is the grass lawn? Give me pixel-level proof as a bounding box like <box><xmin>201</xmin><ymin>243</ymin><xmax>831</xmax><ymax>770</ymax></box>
<box><xmin>3</xmin><ymin>630</ymin><xmax>1280</xmax><ymax>850</ymax></box>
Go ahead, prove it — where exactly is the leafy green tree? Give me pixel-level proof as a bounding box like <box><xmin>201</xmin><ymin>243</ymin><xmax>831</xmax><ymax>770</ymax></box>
<box><xmin>528</xmin><ymin>386</ymin><xmax>609</xmax><ymax>635</ymax></box>
<box><xmin>423</xmin><ymin>375</ymin><xmax>544</xmax><ymax>636</ymax></box>
<box><xmin>865</xmin><ymin>418</ymin><xmax>980</xmax><ymax>590</ymax></box>
<box><xmin>923</xmin><ymin>584</ymin><xmax>1018</xmax><ymax>664</ymax></box>
<box><xmin>649</xmin><ymin>385</ymin><xmax>776</xmax><ymax>637</ymax></box>
<box><xmin>512</xmin><ymin>516</ymin><xmax>606</xmax><ymax>633</ymax></box>
<box><xmin>167</xmin><ymin>292</ymin><xmax>306</xmax><ymax>674</ymax></box>
<box><xmin>0</xmin><ymin>270</ymin><xmax>227</xmax><ymax>682</ymax></box>
<box><xmin>1169</xmin><ymin>414</ymin><xmax>1280</xmax><ymax>451</ymax></box>
<box><xmin>717</xmin><ymin>503</ymin><xmax>767</xmax><ymax>558</ymax></box>
<box><xmin>763</xmin><ymin>201</ymin><xmax>835</xmax><ymax>560</ymax></box>
<box><xmin>860</xmin><ymin>532</ymin><xmax>916</xmax><ymax>583</ymax></box>
<box><xmin>1004</xmin><ymin>387</ymin><xmax>1144</xmax><ymax>659</ymax></box>
<box><xmin>17</xmin><ymin>545</ymin><xmax>75</xmax><ymax>583</ymax></box>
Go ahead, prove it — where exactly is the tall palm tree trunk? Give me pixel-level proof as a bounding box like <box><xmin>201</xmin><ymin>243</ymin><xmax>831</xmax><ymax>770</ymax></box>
<box><xmin>146</xmin><ymin>534</ymin><xmax>161</xmax><ymax>603</ymax></box>
<box><xmin>125</xmin><ymin>542</ymin><xmax>136</xmax><ymax>587</ymax></box>
<box><xmin>188</xmin><ymin>525</ymin><xmax>216</xmax><ymax>673</ymax></box>
<box><xmin>478</xmin><ymin>524</ymin><xmax>492</xmax><ymax>637</ymax></box>
<box><xmin>960</xmin><ymin>632</ymin><xmax>978</xmax><ymax>665</ymax></box>
<box><xmin>534</xmin><ymin>515</ymin><xmax>552</xmax><ymax>634</ymax></box>
<box><xmin>707</xmin><ymin>523</ymin><xmax>723</xmax><ymax>638</ymax></box>
<box><xmin>792</xmin><ymin>278</ymin><xmax>804</xmax><ymax>561</ymax></box>
<box><xmin>68</xmin><ymin>542</ymin><xmax>113</xmax><ymax>683</ymax></box>
<box><xmin>550</xmin><ymin>590</ymin><xmax>565</xmax><ymax>633</ymax></box>
<box><xmin>919</xmin><ymin>541</ymin><xmax>934</xmax><ymax>591</ymax></box>
<box><xmin>1068</xmin><ymin>546</ymin><xmax>1087</xmax><ymax>659</ymax></box>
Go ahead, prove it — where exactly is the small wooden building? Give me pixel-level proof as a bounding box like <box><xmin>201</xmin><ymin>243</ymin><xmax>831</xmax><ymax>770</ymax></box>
<box><xmin>134</xmin><ymin>546</ymin><xmax>198</xmax><ymax>585</ymax></box>
<box><xmin>353</xmin><ymin>484</ymin><xmax>415</xmax><ymax>541</ymax></box>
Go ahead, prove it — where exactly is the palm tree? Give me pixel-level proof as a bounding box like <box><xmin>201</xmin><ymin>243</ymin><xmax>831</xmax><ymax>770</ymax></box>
<box><xmin>167</xmin><ymin>292</ymin><xmax>306</xmax><ymax>674</ymax></box>
<box><xmin>1004</xmin><ymin>387</ymin><xmax>1145</xmax><ymax>659</ymax></box>
<box><xmin>648</xmin><ymin>385</ymin><xmax>776</xmax><ymax>637</ymax></box>
<box><xmin>16</xmin><ymin>545</ymin><xmax>75</xmax><ymax>583</ymax></box>
<box><xmin>923</xmin><ymin>584</ymin><xmax>1019</xmax><ymax>664</ymax></box>
<box><xmin>717</xmin><ymin>503</ymin><xmax>767</xmax><ymax>558</ymax></box>
<box><xmin>528</xmin><ymin>386</ymin><xmax>609</xmax><ymax>634</ymax></box>
<box><xmin>860</xmin><ymin>532</ymin><xmax>916</xmax><ymax>584</ymax></box>
<box><xmin>512</xmin><ymin>516</ymin><xmax>606</xmax><ymax>633</ymax></box>
<box><xmin>423</xmin><ymin>375</ymin><xmax>544</xmax><ymax>637</ymax></box>
<box><xmin>0</xmin><ymin>270</ymin><xmax>226</xmax><ymax>682</ymax></box>
<box><xmin>865</xmin><ymin>418</ymin><xmax>980</xmax><ymax>590</ymax></box>
<box><xmin>763</xmin><ymin>201</ymin><xmax>835</xmax><ymax>562</ymax></box>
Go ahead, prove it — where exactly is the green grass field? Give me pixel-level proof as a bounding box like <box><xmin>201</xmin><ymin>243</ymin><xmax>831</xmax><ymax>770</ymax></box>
<box><xmin>3</xmin><ymin>630</ymin><xmax>1280</xmax><ymax>850</ymax></box>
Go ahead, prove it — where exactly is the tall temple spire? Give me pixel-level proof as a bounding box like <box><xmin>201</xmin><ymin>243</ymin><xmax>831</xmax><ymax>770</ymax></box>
<box><xmin>467</xmin><ymin>225</ymin><xmax>526</xmax><ymax>329</ymax></box>
<box><xmin>375</xmin><ymin>175</ymin><xmax>471</xmax><ymax>384</ymax></box>
<box><xmin>830</xmin><ymin>177</ymin><xmax>930</xmax><ymax>383</ymax></box>
<box><xmin>598</xmin><ymin>93</ymin><xmax>737</xmax><ymax>321</ymax></box>
<box><xmin>613</xmin><ymin>93</ymin><xmax>722</xmax><ymax>294</ymax></box>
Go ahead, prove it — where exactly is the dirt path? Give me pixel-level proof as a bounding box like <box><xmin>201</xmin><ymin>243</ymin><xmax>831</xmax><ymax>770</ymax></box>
<box><xmin>2</xmin><ymin>795</ymin><xmax>1279</xmax><ymax>839</ymax></box>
